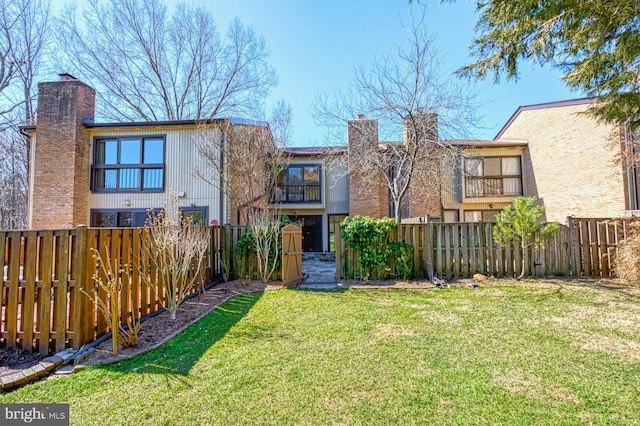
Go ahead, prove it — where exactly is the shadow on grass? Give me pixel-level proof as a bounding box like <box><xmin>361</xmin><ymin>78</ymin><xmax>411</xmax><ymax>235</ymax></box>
<box><xmin>542</xmin><ymin>277</ymin><xmax>640</xmax><ymax>298</ymax></box>
<box><xmin>96</xmin><ymin>292</ymin><xmax>263</xmax><ymax>380</ymax></box>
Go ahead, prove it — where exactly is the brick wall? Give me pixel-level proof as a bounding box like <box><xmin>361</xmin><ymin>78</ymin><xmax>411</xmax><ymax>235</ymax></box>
<box><xmin>30</xmin><ymin>78</ymin><xmax>95</xmax><ymax>228</ymax></box>
<box><xmin>347</xmin><ymin>118</ymin><xmax>389</xmax><ymax>218</ymax></box>
<box><xmin>500</xmin><ymin>101</ymin><xmax>626</xmax><ymax>222</ymax></box>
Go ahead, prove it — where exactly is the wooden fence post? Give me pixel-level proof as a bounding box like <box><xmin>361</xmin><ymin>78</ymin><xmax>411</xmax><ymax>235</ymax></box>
<box><xmin>335</xmin><ymin>221</ymin><xmax>343</xmax><ymax>280</ymax></box>
<box><xmin>0</xmin><ymin>231</ymin><xmax>5</xmax><ymax>345</ymax></box>
<box><xmin>566</xmin><ymin>216</ymin><xmax>577</xmax><ymax>276</ymax></box>
<box><xmin>73</xmin><ymin>226</ymin><xmax>89</xmax><ymax>348</ymax></box>
<box><xmin>22</xmin><ymin>231</ymin><xmax>37</xmax><ymax>351</ymax></box>
<box><xmin>6</xmin><ymin>231</ymin><xmax>21</xmax><ymax>349</ymax></box>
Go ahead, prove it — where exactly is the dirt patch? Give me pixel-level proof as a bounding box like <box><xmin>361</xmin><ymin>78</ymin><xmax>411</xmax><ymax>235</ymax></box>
<box><xmin>341</xmin><ymin>278</ymin><xmax>437</xmax><ymax>289</ymax></box>
<box><xmin>374</xmin><ymin>323</ymin><xmax>416</xmax><ymax>340</ymax></box>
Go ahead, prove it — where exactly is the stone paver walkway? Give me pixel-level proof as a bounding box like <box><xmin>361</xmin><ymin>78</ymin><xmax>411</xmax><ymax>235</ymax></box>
<box><xmin>297</xmin><ymin>259</ymin><xmax>338</xmax><ymax>289</ymax></box>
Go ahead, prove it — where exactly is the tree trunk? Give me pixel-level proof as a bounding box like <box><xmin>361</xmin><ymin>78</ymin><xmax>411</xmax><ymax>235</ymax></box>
<box><xmin>516</xmin><ymin>239</ymin><xmax>526</xmax><ymax>280</ymax></box>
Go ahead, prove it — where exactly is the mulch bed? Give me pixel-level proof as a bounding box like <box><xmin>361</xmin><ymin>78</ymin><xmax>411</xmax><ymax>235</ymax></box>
<box><xmin>0</xmin><ymin>348</ymin><xmax>47</xmax><ymax>379</ymax></box>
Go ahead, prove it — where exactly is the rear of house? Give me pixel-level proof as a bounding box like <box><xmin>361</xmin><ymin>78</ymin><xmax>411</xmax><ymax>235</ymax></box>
<box><xmin>24</xmin><ymin>75</ymin><xmax>271</xmax><ymax>229</ymax></box>
<box><xmin>272</xmin><ymin>147</ymin><xmax>349</xmax><ymax>253</ymax></box>
<box><xmin>496</xmin><ymin>98</ymin><xmax>632</xmax><ymax>222</ymax></box>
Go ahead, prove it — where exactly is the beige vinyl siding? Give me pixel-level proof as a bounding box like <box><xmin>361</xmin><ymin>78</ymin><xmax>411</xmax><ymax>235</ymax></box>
<box><xmin>87</xmin><ymin>126</ymin><xmax>222</xmax><ymax>224</ymax></box>
<box><xmin>324</xmin><ymin>156</ymin><xmax>349</xmax><ymax>215</ymax></box>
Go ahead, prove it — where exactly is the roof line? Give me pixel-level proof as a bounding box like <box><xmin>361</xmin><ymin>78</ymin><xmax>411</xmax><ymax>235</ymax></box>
<box><xmin>83</xmin><ymin>117</ymin><xmax>269</xmax><ymax>129</ymax></box>
<box><xmin>494</xmin><ymin>97</ymin><xmax>598</xmax><ymax>140</ymax></box>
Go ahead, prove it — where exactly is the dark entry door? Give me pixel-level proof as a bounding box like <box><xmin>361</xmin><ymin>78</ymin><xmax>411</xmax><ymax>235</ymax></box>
<box><xmin>300</xmin><ymin>215</ymin><xmax>322</xmax><ymax>252</ymax></box>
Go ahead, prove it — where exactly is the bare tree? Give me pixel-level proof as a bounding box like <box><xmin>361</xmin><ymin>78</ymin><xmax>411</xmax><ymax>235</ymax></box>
<box><xmin>0</xmin><ymin>128</ymin><xmax>28</xmax><ymax>229</ymax></box>
<box><xmin>313</xmin><ymin>12</ymin><xmax>477</xmax><ymax>222</ymax></box>
<box><xmin>55</xmin><ymin>0</ymin><xmax>277</xmax><ymax>122</ymax></box>
<box><xmin>195</xmin><ymin>102</ymin><xmax>292</xmax><ymax>225</ymax></box>
<box><xmin>195</xmin><ymin>103</ymin><xmax>291</xmax><ymax>282</ymax></box>
<box><xmin>139</xmin><ymin>191</ymin><xmax>210</xmax><ymax>320</ymax></box>
<box><xmin>0</xmin><ymin>0</ymin><xmax>50</xmax><ymax>230</ymax></box>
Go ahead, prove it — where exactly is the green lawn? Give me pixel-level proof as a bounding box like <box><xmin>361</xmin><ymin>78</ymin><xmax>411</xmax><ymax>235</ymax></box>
<box><xmin>2</xmin><ymin>279</ymin><xmax>640</xmax><ymax>425</ymax></box>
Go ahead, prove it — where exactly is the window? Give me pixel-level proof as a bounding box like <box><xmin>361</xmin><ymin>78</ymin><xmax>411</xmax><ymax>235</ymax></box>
<box><xmin>463</xmin><ymin>210</ymin><xmax>499</xmax><ymax>223</ymax></box>
<box><xmin>182</xmin><ymin>207</ymin><xmax>208</xmax><ymax>225</ymax></box>
<box><xmin>444</xmin><ymin>210</ymin><xmax>459</xmax><ymax>223</ymax></box>
<box><xmin>91</xmin><ymin>209</ymin><xmax>151</xmax><ymax>227</ymax></box>
<box><xmin>274</xmin><ymin>164</ymin><xmax>321</xmax><ymax>203</ymax></box>
<box><xmin>328</xmin><ymin>214</ymin><xmax>347</xmax><ymax>252</ymax></box>
<box><xmin>91</xmin><ymin>206</ymin><xmax>208</xmax><ymax>227</ymax></box>
<box><xmin>465</xmin><ymin>156</ymin><xmax>522</xmax><ymax>198</ymax></box>
<box><xmin>92</xmin><ymin>136</ymin><xmax>165</xmax><ymax>192</ymax></box>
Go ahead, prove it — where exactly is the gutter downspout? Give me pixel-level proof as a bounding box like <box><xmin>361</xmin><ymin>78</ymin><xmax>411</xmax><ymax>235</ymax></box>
<box><xmin>19</xmin><ymin>127</ymin><xmax>33</xmax><ymax>228</ymax></box>
<box><xmin>220</xmin><ymin>125</ymin><xmax>227</xmax><ymax>224</ymax></box>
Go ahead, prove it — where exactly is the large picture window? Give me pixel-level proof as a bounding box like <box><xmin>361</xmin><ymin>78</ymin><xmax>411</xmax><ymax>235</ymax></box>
<box><xmin>465</xmin><ymin>157</ymin><xmax>522</xmax><ymax>198</ymax></box>
<box><xmin>91</xmin><ymin>207</ymin><xmax>208</xmax><ymax>227</ymax></box>
<box><xmin>274</xmin><ymin>164</ymin><xmax>321</xmax><ymax>203</ymax></box>
<box><xmin>92</xmin><ymin>136</ymin><xmax>165</xmax><ymax>192</ymax></box>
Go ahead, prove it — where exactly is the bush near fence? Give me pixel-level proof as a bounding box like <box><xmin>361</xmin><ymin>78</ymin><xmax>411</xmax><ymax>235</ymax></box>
<box><xmin>0</xmin><ymin>225</ymin><xmax>262</xmax><ymax>355</ymax></box>
<box><xmin>335</xmin><ymin>217</ymin><xmax>639</xmax><ymax>281</ymax></box>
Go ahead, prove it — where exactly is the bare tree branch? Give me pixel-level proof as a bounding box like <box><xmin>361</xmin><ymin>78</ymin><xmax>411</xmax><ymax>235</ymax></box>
<box><xmin>0</xmin><ymin>0</ymin><xmax>51</xmax><ymax>229</ymax></box>
<box><xmin>194</xmin><ymin>104</ymin><xmax>292</xmax><ymax>225</ymax></box>
<box><xmin>55</xmin><ymin>0</ymin><xmax>277</xmax><ymax>121</ymax></box>
<box><xmin>312</xmin><ymin>10</ymin><xmax>478</xmax><ymax>222</ymax></box>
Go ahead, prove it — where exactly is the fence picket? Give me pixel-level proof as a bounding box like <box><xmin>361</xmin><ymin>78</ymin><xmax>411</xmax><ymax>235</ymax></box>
<box><xmin>38</xmin><ymin>232</ymin><xmax>53</xmax><ymax>355</ymax></box>
<box><xmin>53</xmin><ymin>231</ymin><xmax>70</xmax><ymax>353</ymax></box>
<box><xmin>452</xmin><ymin>223</ymin><xmax>460</xmax><ymax>278</ymax></box>
<box><xmin>96</xmin><ymin>230</ymin><xmax>110</xmax><ymax>335</ymax></box>
<box><xmin>6</xmin><ymin>232</ymin><xmax>21</xmax><ymax>349</ymax></box>
<box><xmin>469</xmin><ymin>224</ymin><xmax>478</xmax><ymax>277</ymax></box>
<box><xmin>435</xmin><ymin>224</ymin><xmax>443</xmax><ymax>275</ymax></box>
<box><xmin>73</xmin><ymin>226</ymin><xmax>89</xmax><ymax>348</ymax></box>
<box><xmin>412</xmin><ymin>225</ymin><xmax>421</xmax><ymax>278</ymax></box>
<box><xmin>22</xmin><ymin>231</ymin><xmax>37</xmax><ymax>351</ymax></box>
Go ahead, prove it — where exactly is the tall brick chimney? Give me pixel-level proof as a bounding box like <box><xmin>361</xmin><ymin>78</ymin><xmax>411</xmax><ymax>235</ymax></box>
<box><xmin>404</xmin><ymin>109</ymin><xmax>441</xmax><ymax>220</ymax></box>
<box><xmin>403</xmin><ymin>108</ymin><xmax>438</xmax><ymax>144</ymax></box>
<box><xmin>29</xmin><ymin>74</ymin><xmax>95</xmax><ymax>229</ymax></box>
<box><xmin>347</xmin><ymin>115</ymin><xmax>389</xmax><ymax>218</ymax></box>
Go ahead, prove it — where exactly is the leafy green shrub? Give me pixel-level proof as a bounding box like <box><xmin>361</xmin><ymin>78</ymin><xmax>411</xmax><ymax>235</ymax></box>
<box><xmin>393</xmin><ymin>242</ymin><xmax>414</xmax><ymax>280</ymax></box>
<box><xmin>341</xmin><ymin>216</ymin><xmax>413</xmax><ymax>281</ymax></box>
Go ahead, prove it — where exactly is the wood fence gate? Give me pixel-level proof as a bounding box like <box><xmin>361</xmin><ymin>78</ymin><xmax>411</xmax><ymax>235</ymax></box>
<box><xmin>281</xmin><ymin>224</ymin><xmax>304</xmax><ymax>286</ymax></box>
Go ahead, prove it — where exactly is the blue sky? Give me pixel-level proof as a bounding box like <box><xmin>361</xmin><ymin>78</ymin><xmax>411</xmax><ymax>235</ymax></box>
<box><xmin>177</xmin><ymin>1</ymin><xmax>580</xmax><ymax>145</ymax></box>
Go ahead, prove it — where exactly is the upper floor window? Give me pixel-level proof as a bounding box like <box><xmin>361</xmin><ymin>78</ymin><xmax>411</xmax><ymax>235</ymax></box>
<box><xmin>92</xmin><ymin>136</ymin><xmax>165</xmax><ymax>192</ymax></box>
<box><xmin>465</xmin><ymin>156</ymin><xmax>522</xmax><ymax>198</ymax></box>
<box><xmin>274</xmin><ymin>164</ymin><xmax>321</xmax><ymax>203</ymax></box>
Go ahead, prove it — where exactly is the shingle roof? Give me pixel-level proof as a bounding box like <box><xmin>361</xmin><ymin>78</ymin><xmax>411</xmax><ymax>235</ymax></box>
<box><xmin>282</xmin><ymin>146</ymin><xmax>348</xmax><ymax>157</ymax></box>
<box><xmin>447</xmin><ymin>139</ymin><xmax>528</xmax><ymax>147</ymax></box>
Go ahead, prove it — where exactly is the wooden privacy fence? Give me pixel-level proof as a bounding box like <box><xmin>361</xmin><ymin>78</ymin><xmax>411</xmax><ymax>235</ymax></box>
<box><xmin>335</xmin><ymin>217</ymin><xmax>639</xmax><ymax>281</ymax></box>
<box><xmin>1</xmin><ymin>226</ymin><xmax>226</xmax><ymax>354</ymax></box>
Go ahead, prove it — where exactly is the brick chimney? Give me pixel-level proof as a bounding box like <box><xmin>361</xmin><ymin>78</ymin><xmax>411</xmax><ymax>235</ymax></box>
<box><xmin>29</xmin><ymin>75</ymin><xmax>96</xmax><ymax>229</ymax></box>
<box><xmin>404</xmin><ymin>109</ymin><xmax>441</xmax><ymax>220</ymax></box>
<box><xmin>347</xmin><ymin>115</ymin><xmax>389</xmax><ymax>218</ymax></box>
<box><xmin>403</xmin><ymin>108</ymin><xmax>438</xmax><ymax>144</ymax></box>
